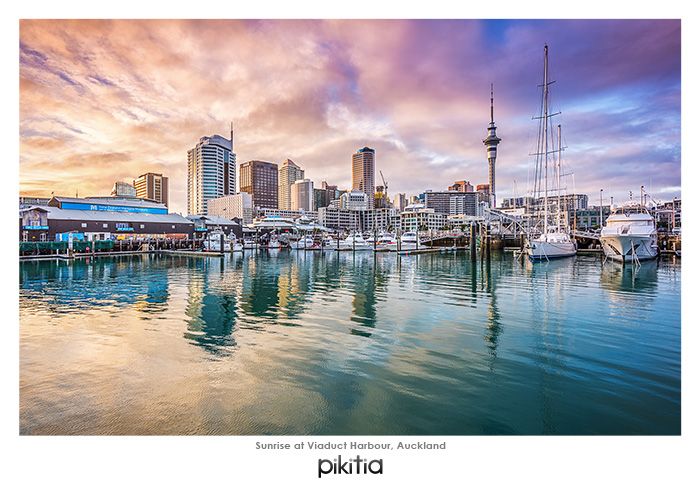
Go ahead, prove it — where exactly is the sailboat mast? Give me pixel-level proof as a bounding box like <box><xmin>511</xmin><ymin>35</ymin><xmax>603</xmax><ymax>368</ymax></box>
<box><xmin>557</xmin><ymin>124</ymin><xmax>562</xmax><ymax>232</ymax></box>
<box><xmin>543</xmin><ymin>45</ymin><xmax>549</xmax><ymax>234</ymax></box>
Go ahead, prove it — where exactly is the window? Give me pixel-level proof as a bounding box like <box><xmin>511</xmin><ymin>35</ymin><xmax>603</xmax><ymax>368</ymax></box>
<box><xmin>172</xmin><ymin>225</ymin><xmax>175</xmax><ymax>229</ymax></box>
<box><xmin>81</xmin><ymin>223</ymin><xmax>87</xmax><ymax>228</ymax></box>
<box><xmin>103</xmin><ymin>223</ymin><xmax>108</xmax><ymax>228</ymax></box>
<box><xmin>140</xmin><ymin>224</ymin><xmax>145</xmax><ymax>229</ymax></box>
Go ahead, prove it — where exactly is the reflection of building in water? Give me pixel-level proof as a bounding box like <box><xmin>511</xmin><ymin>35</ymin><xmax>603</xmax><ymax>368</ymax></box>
<box><xmin>277</xmin><ymin>255</ymin><xmax>312</xmax><ymax>319</ymax></box>
<box><xmin>239</xmin><ymin>254</ymin><xmax>281</xmax><ymax>318</ymax></box>
<box><xmin>184</xmin><ymin>260</ymin><xmax>238</xmax><ymax>355</ymax></box>
<box><xmin>349</xmin><ymin>254</ymin><xmax>390</xmax><ymax>337</ymax></box>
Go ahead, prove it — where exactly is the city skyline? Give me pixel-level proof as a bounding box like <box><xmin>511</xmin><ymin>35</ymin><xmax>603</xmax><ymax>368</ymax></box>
<box><xmin>20</xmin><ymin>19</ymin><xmax>680</xmax><ymax>213</ymax></box>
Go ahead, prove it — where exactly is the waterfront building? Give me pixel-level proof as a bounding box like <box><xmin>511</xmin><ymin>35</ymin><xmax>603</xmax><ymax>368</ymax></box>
<box><xmin>424</xmin><ymin>191</ymin><xmax>479</xmax><ymax>216</ymax></box>
<box><xmin>352</xmin><ymin>147</ymin><xmax>375</xmax><ymax>209</ymax></box>
<box><xmin>653</xmin><ymin>199</ymin><xmax>681</xmax><ymax>232</ymax></box>
<box><xmin>134</xmin><ymin>172</ymin><xmax>169</xmax><ymax>207</ymax></box>
<box><xmin>359</xmin><ymin>208</ymin><xmax>400</xmax><ymax>232</ymax></box>
<box><xmin>318</xmin><ymin>206</ymin><xmax>361</xmax><ymax>231</ymax></box>
<box><xmin>208</xmin><ymin>192</ymin><xmax>254</xmax><ymax>225</ymax></box>
<box><xmin>574</xmin><ymin>206</ymin><xmax>612</xmax><ymax>231</ymax></box>
<box><xmin>339</xmin><ymin>190</ymin><xmax>369</xmax><ymax>211</ymax></box>
<box><xmin>500</xmin><ymin>196</ymin><xmax>535</xmax><ymax>209</ymax></box>
<box><xmin>20</xmin><ymin>196</ymin><xmax>193</xmax><ymax>242</ymax></box>
<box><xmin>448</xmin><ymin>180</ymin><xmax>474</xmax><ymax>193</ymax></box>
<box><xmin>187</xmin><ymin>133</ymin><xmax>235</xmax><ymax>215</ymax></box>
<box><xmin>290</xmin><ymin>178</ymin><xmax>314</xmax><ymax>211</ymax></box>
<box><xmin>256</xmin><ymin>208</ymin><xmax>318</xmax><ymax>221</ymax></box>
<box><xmin>278</xmin><ymin>159</ymin><xmax>304</xmax><ymax>210</ymax></box>
<box><xmin>111</xmin><ymin>181</ymin><xmax>136</xmax><ymax>198</ymax></box>
<box><xmin>400</xmin><ymin>208</ymin><xmax>448</xmax><ymax>232</ymax></box>
<box><xmin>185</xmin><ymin>215</ymin><xmax>242</xmax><ymax>239</ymax></box>
<box><xmin>483</xmin><ymin>85</ymin><xmax>502</xmax><ymax>208</ymax></box>
<box><xmin>239</xmin><ymin>160</ymin><xmax>278</xmax><ymax>209</ymax></box>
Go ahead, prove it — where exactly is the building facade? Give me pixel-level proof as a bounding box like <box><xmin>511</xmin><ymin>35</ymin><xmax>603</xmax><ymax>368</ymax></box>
<box><xmin>187</xmin><ymin>134</ymin><xmax>235</xmax><ymax>215</ymax></box>
<box><xmin>239</xmin><ymin>160</ymin><xmax>278</xmax><ymax>209</ymax></box>
<box><xmin>400</xmin><ymin>208</ymin><xmax>448</xmax><ymax>232</ymax></box>
<box><xmin>448</xmin><ymin>180</ymin><xmax>474</xmax><ymax>193</ymax></box>
<box><xmin>134</xmin><ymin>172</ymin><xmax>169</xmax><ymax>207</ymax></box>
<box><xmin>20</xmin><ymin>196</ymin><xmax>193</xmax><ymax>242</ymax></box>
<box><xmin>277</xmin><ymin>159</ymin><xmax>304</xmax><ymax>210</ymax></box>
<box><xmin>339</xmin><ymin>190</ymin><xmax>369</xmax><ymax>211</ymax></box>
<box><xmin>352</xmin><ymin>147</ymin><xmax>375</xmax><ymax>209</ymax></box>
<box><xmin>424</xmin><ymin>191</ymin><xmax>479</xmax><ymax>216</ymax></box>
<box><xmin>207</xmin><ymin>192</ymin><xmax>254</xmax><ymax>225</ymax></box>
<box><xmin>393</xmin><ymin>193</ymin><xmax>407</xmax><ymax>212</ymax></box>
<box><xmin>290</xmin><ymin>178</ymin><xmax>314</xmax><ymax>211</ymax></box>
<box><xmin>111</xmin><ymin>181</ymin><xmax>137</xmax><ymax>197</ymax></box>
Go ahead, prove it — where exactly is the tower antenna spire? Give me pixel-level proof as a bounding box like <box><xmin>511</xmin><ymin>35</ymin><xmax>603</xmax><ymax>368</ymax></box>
<box><xmin>490</xmin><ymin>83</ymin><xmax>494</xmax><ymax>123</ymax></box>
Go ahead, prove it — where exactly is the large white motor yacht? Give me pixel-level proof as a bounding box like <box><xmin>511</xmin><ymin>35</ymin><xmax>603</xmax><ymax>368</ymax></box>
<box><xmin>600</xmin><ymin>203</ymin><xmax>658</xmax><ymax>262</ymax></box>
<box><xmin>399</xmin><ymin>231</ymin><xmax>425</xmax><ymax>250</ymax></box>
<box><xmin>339</xmin><ymin>233</ymin><xmax>373</xmax><ymax>251</ymax></box>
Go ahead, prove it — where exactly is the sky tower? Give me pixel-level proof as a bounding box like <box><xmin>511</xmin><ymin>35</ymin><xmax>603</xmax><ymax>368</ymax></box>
<box><xmin>483</xmin><ymin>84</ymin><xmax>502</xmax><ymax>208</ymax></box>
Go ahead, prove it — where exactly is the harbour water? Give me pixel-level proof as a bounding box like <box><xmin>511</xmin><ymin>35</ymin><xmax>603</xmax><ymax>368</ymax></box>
<box><xmin>19</xmin><ymin>251</ymin><xmax>681</xmax><ymax>435</ymax></box>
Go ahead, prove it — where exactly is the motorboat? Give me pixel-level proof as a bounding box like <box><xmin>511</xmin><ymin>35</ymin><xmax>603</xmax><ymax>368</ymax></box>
<box><xmin>290</xmin><ymin>235</ymin><xmax>320</xmax><ymax>250</ymax></box>
<box><xmin>398</xmin><ymin>231</ymin><xmax>425</xmax><ymax>250</ymax></box>
<box><xmin>339</xmin><ymin>233</ymin><xmax>373</xmax><ymax>251</ymax></box>
<box><xmin>376</xmin><ymin>232</ymin><xmax>398</xmax><ymax>251</ymax></box>
<box><xmin>600</xmin><ymin>203</ymin><xmax>658</xmax><ymax>263</ymax></box>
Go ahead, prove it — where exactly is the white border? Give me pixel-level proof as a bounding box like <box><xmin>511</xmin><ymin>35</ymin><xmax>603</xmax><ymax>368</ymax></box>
<box><xmin>3</xmin><ymin>2</ymin><xmax>697</xmax><ymax>495</ymax></box>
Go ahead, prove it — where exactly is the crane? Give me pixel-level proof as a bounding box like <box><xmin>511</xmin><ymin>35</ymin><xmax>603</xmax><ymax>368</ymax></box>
<box><xmin>379</xmin><ymin>170</ymin><xmax>388</xmax><ymax>200</ymax></box>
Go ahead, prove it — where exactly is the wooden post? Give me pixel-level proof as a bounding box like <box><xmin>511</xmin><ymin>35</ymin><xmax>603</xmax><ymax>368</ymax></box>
<box><xmin>470</xmin><ymin>222</ymin><xmax>476</xmax><ymax>262</ymax></box>
<box><xmin>220</xmin><ymin>233</ymin><xmax>224</xmax><ymax>255</ymax></box>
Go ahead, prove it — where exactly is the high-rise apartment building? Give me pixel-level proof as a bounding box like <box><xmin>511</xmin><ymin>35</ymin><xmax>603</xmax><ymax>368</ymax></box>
<box><xmin>133</xmin><ymin>172</ymin><xmax>169</xmax><ymax>206</ymax></box>
<box><xmin>290</xmin><ymin>178</ymin><xmax>314</xmax><ymax>211</ymax></box>
<box><xmin>187</xmin><ymin>133</ymin><xmax>235</xmax><ymax>215</ymax></box>
<box><xmin>278</xmin><ymin>159</ymin><xmax>304</xmax><ymax>210</ymax></box>
<box><xmin>239</xmin><ymin>160</ymin><xmax>278</xmax><ymax>209</ymax></box>
<box><xmin>352</xmin><ymin>147</ymin><xmax>375</xmax><ymax>209</ymax></box>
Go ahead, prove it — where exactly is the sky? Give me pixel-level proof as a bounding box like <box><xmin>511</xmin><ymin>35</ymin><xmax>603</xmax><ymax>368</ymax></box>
<box><xmin>19</xmin><ymin>19</ymin><xmax>681</xmax><ymax>213</ymax></box>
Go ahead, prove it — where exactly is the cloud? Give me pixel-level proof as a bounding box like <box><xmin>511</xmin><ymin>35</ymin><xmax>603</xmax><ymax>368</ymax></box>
<box><xmin>19</xmin><ymin>19</ymin><xmax>681</xmax><ymax>212</ymax></box>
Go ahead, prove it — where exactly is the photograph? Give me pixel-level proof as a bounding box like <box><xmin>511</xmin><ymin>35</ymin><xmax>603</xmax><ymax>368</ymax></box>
<box><xmin>18</xmin><ymin>19</ymin><xmax>681</xmax><ymax>437</ymax></box>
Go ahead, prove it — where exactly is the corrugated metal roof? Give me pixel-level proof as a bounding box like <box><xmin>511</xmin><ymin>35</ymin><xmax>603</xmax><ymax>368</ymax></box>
<box><xmin>36</xmin><ymin>206</ymin><xmax>192</xmax><ymax>224</ymax></box>
<box><xmin>51</xmin><ymin>196</ymin><xmax>167</xmax><ymax>210</ymax></box>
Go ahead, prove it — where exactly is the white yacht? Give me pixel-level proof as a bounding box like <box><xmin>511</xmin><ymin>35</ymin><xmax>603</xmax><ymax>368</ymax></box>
<box><xmin>339</xmin><ymin>233</ymin><xmax>373</xmax><ymax>251</ymax></box>
<box><xmin>377</xmin><ymin>232</ymin><xmax>398</xmax><ymax>251</ymax></box>
<box><xmin>399</xmin><ymin>231</ymin><xmax>425</xmax><ymax>250</ymax></box>
<box><xmin>203</xmin><ymin>230</ymin><xmax>242</xmax><ymax>252</ymax></box>
<box><xmin>290</xmin><ymin>235</ymin><xmax>319</xmax><ymax>250</ymax></box>
<box><xmin>600</xmin><ymin>203</ymin><xmax>658</xmax><ymax>262</ymax></box>
<box><xmin>525</xmin><ymin>45</ymin><xmax>577</xmax><ymax>261</ymax></box>
<box><xmin>267</xmin><ymin>234</ymin><xmax>281</xmax><ymax>249</ymax></box>
<box><xmin>242</xmin><ymin>238</ymin><xmax>258</xmax><ymax>250</ymax></box>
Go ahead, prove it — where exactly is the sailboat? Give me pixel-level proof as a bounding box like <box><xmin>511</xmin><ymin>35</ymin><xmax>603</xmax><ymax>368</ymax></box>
<box><xmin>525</xmin><ymin>44</ymin><xmax>577</xmax><ymax>261</ymax></box>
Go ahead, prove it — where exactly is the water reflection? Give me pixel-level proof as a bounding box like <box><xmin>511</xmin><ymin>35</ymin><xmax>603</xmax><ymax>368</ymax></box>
<box><xmin>20</xmin><ymin>252</ymin><xmax>681</xmax><ymax>435</ymax></box>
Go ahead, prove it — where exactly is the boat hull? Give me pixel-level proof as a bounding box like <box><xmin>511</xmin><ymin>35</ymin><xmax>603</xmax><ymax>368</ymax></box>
<box><xmin>526</xmin><ymin>240</ymin><xmax>576</xmax><ymax>260</ymax></box>
<box><xmin>600</xmin><ymin>234</ymin><xmax>658</xmax><ymax>262</ymax></box>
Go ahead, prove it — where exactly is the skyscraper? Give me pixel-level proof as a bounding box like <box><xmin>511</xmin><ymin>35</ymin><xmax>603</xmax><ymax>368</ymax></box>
<box><xmin>290</xmin><ymin>178</ymin><xmax>314</xmax><ymax>211</ymax></box>
<box><xmin>278</xmin><ymin>159</ymin><xmax>304</xmax><ymax>210</ymax></box>
<box><xmin>187</xmin><ymin>131</ymin><xmax>236</xmax><ymax>215</ymax></box>
<box><xmin>134</xmin><ymin>172</ymin><xmax>169</xmax><ymax>207</ymax></box>
<box><xmin>111</xmin><ymin>181</ymin><xmax>136</xmax><ymax>198</ymax></box>
<box><xmin>352</xmin><ymin>146</ymin><xmax>375</xmax><ymax>209</ymax></box>
<box><xmin>483</xmin><ymin>85</ymin><xmax>502</xmax><ymax>208</ymax></box>
<box><xmin>239</xmin><ymin>160</ymin><xmax>278</xmax><ymax>209</ymax></box>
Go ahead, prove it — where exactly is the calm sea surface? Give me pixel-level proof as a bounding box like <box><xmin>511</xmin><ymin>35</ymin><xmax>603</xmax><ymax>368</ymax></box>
<box><xmin>19</xmin><ymin>251</ymin><xmax>681</xmax><ymax>435</ymax></box>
